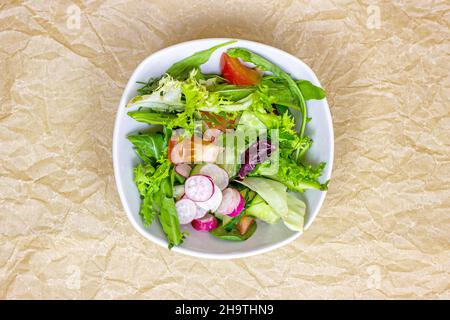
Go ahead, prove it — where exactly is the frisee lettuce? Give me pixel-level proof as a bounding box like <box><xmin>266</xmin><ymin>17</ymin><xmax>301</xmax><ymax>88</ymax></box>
<box><xmin>255</xmin><ymin>157</ymin><xmax>328</xmax><ymax>192</ymax></box>
<box><xmin>126</xmin><ymin>75</ymin><xmax>184</xmax><ymax>112</ymax></box>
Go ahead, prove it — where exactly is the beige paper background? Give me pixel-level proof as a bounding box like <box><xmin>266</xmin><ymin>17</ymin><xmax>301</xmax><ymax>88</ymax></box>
<box><xmin>0</xmin><ymin>0</ymin><xmax>449</xmax><ymax>299</ymax></box>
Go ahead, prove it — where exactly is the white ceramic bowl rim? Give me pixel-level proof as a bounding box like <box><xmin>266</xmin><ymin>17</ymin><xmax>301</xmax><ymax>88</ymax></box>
<box><xmin>113</xmin><ymin>38</ymin><xmax>334</xmax><ymax>259</ymax></box>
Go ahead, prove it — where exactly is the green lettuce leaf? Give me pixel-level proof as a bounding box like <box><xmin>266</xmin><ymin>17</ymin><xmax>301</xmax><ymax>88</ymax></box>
<box><xmin>235</xmin><ymin>178</ymin><xmax>306</xmax><ymax>231</ymax></box>
<box><xmin>245</xmin><ymin>194</ymin><xmax>280</xmax><ymax>224</ymax></box>
<box><xmin>284</xmin><ymin>193</ymin><xmax>306</xmax><ymax>232</ymax></box>
<box><xmin>236</xmin><ymin>177</ymin><xmax>289</xmax><ymax>217</ymax></box>
<box><xmin>126</xmin><ymin>76</ymin><xmax>184</xmax><ymax>112</ymax></box>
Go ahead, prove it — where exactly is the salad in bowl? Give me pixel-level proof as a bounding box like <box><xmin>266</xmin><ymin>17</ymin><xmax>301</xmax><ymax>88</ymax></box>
<box><xmin>114</xmin><ymin>39</ymin><xmax>332</xmax><ymax>257</ymax></box>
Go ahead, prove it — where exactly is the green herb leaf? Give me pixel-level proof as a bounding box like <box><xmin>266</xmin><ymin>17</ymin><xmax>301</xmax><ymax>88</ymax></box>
<box><xmin>297</xmin><ymin>80</ymin><xmax>326</xmax><ymax>100</ymax></box>
<box><xmin>136</xmin><ymin>77</ymin><xmax>161</xmax><ymax>95</ymax></box>
<box><xmin>158</xmin><ymin>193</ymin><xmax>185</xmax><ymax>248</ymax></box>
<box><xmin>211</xmin><ymin>221</ymin><xmax>257</xmax><ymax>241</ymax></box>
<box><xmin>167</xmin><ymin>40</ymin><xmax>236</xmax><ymax>80</ymax></box>
<box><xmin>127</xmin><ymin>110</ymin><xmax>177</xmax><ymax>125</ymax></box>
<box><xmin>128</xmin><ymin>132</ymin><xmax>166</xmax><ymax>163</ymax></box>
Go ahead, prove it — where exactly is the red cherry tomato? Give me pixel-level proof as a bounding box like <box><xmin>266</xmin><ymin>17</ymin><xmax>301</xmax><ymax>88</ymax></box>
<box><xmin>220</xmin><ymin>53</ymin><xmax>261</xmax><ymax>86</ymax></box>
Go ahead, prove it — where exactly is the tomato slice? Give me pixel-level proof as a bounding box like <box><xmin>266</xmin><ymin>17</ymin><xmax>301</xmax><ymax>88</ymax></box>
<box><xmin>237</xmin><ymin>215</ymin><xmax>255</xmax><ymax>235</ymax></box>
<box><xmin>220</xmin><ymin>53</ymin><xmax>261</xmax><ymax>86</ymax></box>
<box><xmin>167</xmin><ymin>136</ymin><xmax>178</xmax><ymax>162</ymax></box>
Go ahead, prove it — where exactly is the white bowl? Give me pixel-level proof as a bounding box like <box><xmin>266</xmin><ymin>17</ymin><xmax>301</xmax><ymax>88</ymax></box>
<box><xmin>113</xmin><ymin>38</ymin><xmax>334</xmax><ymax>259</ymax></box>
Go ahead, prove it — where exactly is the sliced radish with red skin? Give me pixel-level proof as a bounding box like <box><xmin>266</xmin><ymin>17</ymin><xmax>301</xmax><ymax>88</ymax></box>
<box><xmin>195</xmin><ymin>184</ymin><xmax>223</xmax><ymax>212</ymax></box>
<box><xmin>175</xmin><ymin>163</ymin><xmax>192</xmax><ymax>178</ymax></box>
<box><xmin>224</xmin><ymin>188</ymin><xmax>241</xmax><ymax>214</ymax></box>
<box><xmin>184</xmin><ymin>174</ymin><xmax>214</xmax><ymax>202</ymax></box>
<box><xmin>175</xmin><ymin>198</ymin><xmax>197</xmax><ymax>224</ymax></box>
<box><xmin>203</xmin><ymin>128</ymin><xmax>223</xmax><ymax>142</ymax></box>
<box><xmin>173</xmin><ymin>185</ymin><xmax>185</xmax><ymax>200</ymax></box>
<box><xmin>197</xmin><ymin>164</ymin><xmax>229</xmax><ymax>190</ymax></box>
<box><xmin>194</xmin><ymin>205</ymin><xmax>208</xmax><ymax>219</ymax></box>
<box><xmin>216</xmin><ymin>188</ymin><xmax>241</xmax><ymax>215</ymax></box>
<box><xmin>227</xmin><ymin>192</ymin><xmax>245</xmax><ymax>217</ymax></box>
<box><xmin>191</xmin><ymin>214</ymin><xmax>218</xmax><ymax>231</ymax></box>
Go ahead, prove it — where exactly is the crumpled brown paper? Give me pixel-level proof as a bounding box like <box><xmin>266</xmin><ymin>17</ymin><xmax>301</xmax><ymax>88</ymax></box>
<box><xmin>0</xmin><ymin>0</ymin><xmax>449</xmax><ymax>299</ymax></box>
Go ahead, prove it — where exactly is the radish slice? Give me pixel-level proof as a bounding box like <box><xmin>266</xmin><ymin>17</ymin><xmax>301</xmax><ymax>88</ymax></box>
<box><xmin>196</xmin><ymin>164</ymin><xmax>229</xmax><ymax>190</ymax></box>
<box><xmin>173</xmin><ymin>185</ymin><xmax>185</xmax><ymax>200</ymax></box>
<box><xmin>175</xmin><ymin>163</ymin><xmax>192</xmax><ymax>178</ymax></box>
<box><xmin>216</xmin><ymin>188</ymin><xmax>241</xmax><ymax>215</ymax></box>
<box><xmin>203</xmin><ymin>128</ymin><xmax>223</xmax><ymax>142</ymax></box>
<box><xmin>175</xmin><ymin>198</ymin><xmax>197</xmax><ymax>224</ymax></box>
<box><xmin>184</xmin><ymin>175</ymin><xmax>214</xmax><ymax>202</ymax></box>
<box><xmin>195</xmin><ymin>184</ymin><xmax>223</xmax><ymax>212</ymax></box>
<box><xmin>191</xmin><ymin>214</ymin><xmax>218</xmax><ymax>231</ymax></box>
<box><xmin>194</xmin><ymin>205</ymin><xmax>208</xmax><ymax>219</ymax></box>
<box><xmin>228</xmin><ymin>192</ymin><xmax>245</xmax><ymax>217</ymax></box>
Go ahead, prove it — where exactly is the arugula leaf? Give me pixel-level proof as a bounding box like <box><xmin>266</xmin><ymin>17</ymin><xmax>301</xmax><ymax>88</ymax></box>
<box><xmin>127</xmin><ymin>109</ymin><xmax>177</xmax><ymax>125</ymax></box>
<box><xmin>157</xmin><ymin>175</ymin><xmax>185</xmax><ymax>248</ymax></box>
<box><xmin>297</xmin><ymin>80</ymin><xmax>326</xmax><ymax>100</ymax></box>
<box><xmin>166</xmin><ymin>40</ymin><xmax>236</xmax><ymax>80</ymax></box>
<box><xmin>136</xmin><ymin>77</ymin><xmax>161</xmax><ymax>95</ymax></box>
<box><xmin>262</xmin><ymin>77</ymin><xmax>325</xmax><ymax>102</ymax></box>
<box><xmin>210</xmin><ymin>78</ymin><xmax>325</xmax><ymax>103</ymax></box>
<box><xmin>209</xmin><ymin>84</ymin><xmax>254</xmax><ymax>101</ymax></box>
<box><xmin>128</xmin><ymin>132</ymin><xmax>166</xmax><ymax>163</ymax></box>
<box><xmin>210</xmin><ymin>220</ymin><xmax>257</xmax><ymax>241</ymax></box>
<box><xmin>227</xmin><ymin>48</ymin><xmax>308</xmax><ymax>140</ymax></box>
<box><xmin>223</xmin><ymin>209</ymin><xmax>245</xmax><ymax>232</ymax></box>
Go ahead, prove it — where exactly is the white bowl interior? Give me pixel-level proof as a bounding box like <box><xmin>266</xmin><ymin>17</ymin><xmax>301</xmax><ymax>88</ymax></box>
<box><xmin>113</xmin><ymin>39</ymin><xmax>333</xmax><ymax>259</ymax></box>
